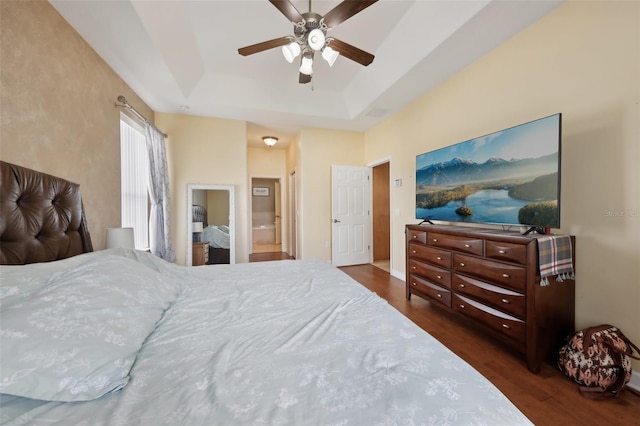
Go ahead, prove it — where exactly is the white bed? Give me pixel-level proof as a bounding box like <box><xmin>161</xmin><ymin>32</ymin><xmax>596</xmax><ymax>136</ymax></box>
<box><xmin>203</xmin><ymin>224</ymin><xmax>230</xmax><ymax>249</ymax></box>
<box><xmin>0</xmin><ymin>248</ymin><xmax>531</xmax><ymax>425</ymax></box>
<box><xmin>0</xmin><ymin>161</ymin><xmax>531</xmax><ymax>425</ymax></box>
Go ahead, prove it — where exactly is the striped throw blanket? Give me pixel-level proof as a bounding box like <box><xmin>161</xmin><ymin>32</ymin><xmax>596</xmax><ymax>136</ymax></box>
<box><xmin>536</xmin><ymin>235</ymin><xmax>575</xmax><ymax>286</ymax></box>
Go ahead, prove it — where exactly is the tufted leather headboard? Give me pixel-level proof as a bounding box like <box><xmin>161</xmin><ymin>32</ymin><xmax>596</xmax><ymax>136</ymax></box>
<box><xmin>192</xmin><ymin>205</ymin><xmax>208</xmax><ymax>227</ymax></box>
<box><xmin>0</xmin><ymin>161</ymin><xmax>93</xmax><ymax>264</ymax></box>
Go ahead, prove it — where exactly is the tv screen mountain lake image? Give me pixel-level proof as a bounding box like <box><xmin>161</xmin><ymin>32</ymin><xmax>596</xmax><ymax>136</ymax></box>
<box><xmin>415</xmin><ymin>114</ymin><xmax>561</xmax><ymax>227</ymax></box>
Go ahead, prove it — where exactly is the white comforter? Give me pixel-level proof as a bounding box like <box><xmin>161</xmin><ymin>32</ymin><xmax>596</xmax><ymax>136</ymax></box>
<box><xmin>0</xmin><ymin>249</ymin><xmax>531</xmax><ymax>425</ymax></box>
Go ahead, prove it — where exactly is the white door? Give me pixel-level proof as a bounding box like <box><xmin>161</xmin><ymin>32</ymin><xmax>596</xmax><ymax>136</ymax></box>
<box><xmin>331</xmin><ymin>165</ymin><xmax>371</xmax><ymax>266</ymax></box>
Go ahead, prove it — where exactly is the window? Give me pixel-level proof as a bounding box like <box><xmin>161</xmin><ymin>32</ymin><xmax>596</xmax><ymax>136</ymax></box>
<box><xmin>120</xmin><ymin>114</ymin><xmax>149</xmax><ymax>249</ymax></box>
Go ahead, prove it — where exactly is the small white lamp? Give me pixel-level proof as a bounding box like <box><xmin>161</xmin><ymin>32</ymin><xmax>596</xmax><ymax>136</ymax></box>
<box><xmin>105</xmin><ymin>227</ymin><xmax>135</xmax><ymax>249</ymax></box>
<box><xmin>192</xmin><ymin>221</ymin><xmax>203</xmax><ymax>242</ymax></box>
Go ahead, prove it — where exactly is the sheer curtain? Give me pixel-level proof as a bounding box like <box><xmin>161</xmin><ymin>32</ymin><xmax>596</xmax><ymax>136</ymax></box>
<box><xmin>145</xmin><ymin>123</ymin><xmax>176</xmax><ymax>262</ymax></box>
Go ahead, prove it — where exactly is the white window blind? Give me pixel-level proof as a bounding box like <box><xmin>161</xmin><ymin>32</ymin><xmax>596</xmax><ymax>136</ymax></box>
<box><xmin>120</xmin><ymin>115</ymin><xmax>149</xmax><ymax>250</ymax></box>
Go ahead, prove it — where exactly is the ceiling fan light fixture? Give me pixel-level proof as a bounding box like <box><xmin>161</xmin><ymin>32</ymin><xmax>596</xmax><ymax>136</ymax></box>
<box><xmin>281</xmin><ymin>41</ymin><xmax>301</xmax><ymax>63</ymax></box>
<box><xmin>322</xmin><ymin>46</ymin><xmax>339</xmax><ymax>67</ymax></box>
<box><xmin>262</xmin><ymin>136</ymin><xmax>278</xmax><ymax>147</ymax></box>
<box><xmin>299</xmin><ymin>54</ymin><xmax>313</xmax><ymax>75</ymax></box>
<box><xmin>307</xmin><ymin>28</ymin><xmax>325</xmax><ymax>51</ymax></box>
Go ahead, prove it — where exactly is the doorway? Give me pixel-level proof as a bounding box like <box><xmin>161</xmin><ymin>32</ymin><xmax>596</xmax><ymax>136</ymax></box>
<box><xmin>371</xmin><ymin>161</ymin><xmax>390</xmax><ymax>273</ymax></box>
<box><xmin>251</xmin><ymin>177</ymin><xmax>285</xmax><ymax>254</ymax></box>
<box><xmin>289</xmin><ymin>170</ymin><xmax>297</xmax><ymax>259</ymax></box>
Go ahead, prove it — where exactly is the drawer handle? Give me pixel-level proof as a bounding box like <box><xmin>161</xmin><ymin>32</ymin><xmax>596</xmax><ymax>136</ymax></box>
<box><xmin>498</xmin><ymin>250</ymin><xmax>507</xmax><ymax>254</ymax></box>
<box><xmin>459</xmin><ymin>284</ymin><xmax>466</xmax><ymax>288</ymax></box>
<box><xmin>412</xmin><ymin>266</ymin><xmax>417</xmax><ymax>270</ymax></box>
<box><xmin>412</xmin><ymin>250</ymin><xmax>416</xmax><ymax>254</ymax></box>
<box><xmin>412</xmin><ymin>235</ymin><xmax>417</xmax><ymax>239</ymax></box>
<box><xmin>464</xmin><ymin>244</ymin><xmax>471</xmax><ymax>248</ymax></box>
<box><xmin>502</xmin><ymin>324</ymin><xmax>510</xmax><ymax>329</ymax></box>
<box><xmin>459</xmin><ymin>262</ymin><xmax>465</xmax><ymax>267</ymax></box>
<box><xmin>436</xmin><ymin>256</ymin><xmax>442</xmax><ymax>260</ymax></box>
<box><xmin>412</xmin><ymin>282</ymin><xmax>417</xmax><ymax>286</ymax></box>
<box><xmin>459</xmin><ymin>304</ymin><xmax>465</xmax><ymax>309</ymax></box>
<box><xmin>502</xmin><ymin>273</ymin><xmax>510</xmax><ymax>278</ymax></box>
<box><xmin>436</xmin><ymin>275</ymin><xmax>442</xmax><ymax>279</ymax></box>
<box><xmin>501</xmin><ymin>298</ymin><xmax>510</xmax><ymax>304</ymax></box>
<box><xmin>437</xmin><ymin>294</ymin><xmax>442</xmax><ymax>298</ymax></box>
<box><xmin>432</xmin><ymin>238</ymin><xmax>438</xmax><ymax>242</ymax></box>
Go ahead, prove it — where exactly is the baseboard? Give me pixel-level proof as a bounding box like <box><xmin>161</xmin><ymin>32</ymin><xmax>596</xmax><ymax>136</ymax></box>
<box><xmin>390</xmin><ymin>269</ymin><xmax>405</xmax><ymax>282</ymax></box>
<box><xmin>627</xmin><ymin>371</ymin><xmax>640</xmax><ymax>393</ymax></box>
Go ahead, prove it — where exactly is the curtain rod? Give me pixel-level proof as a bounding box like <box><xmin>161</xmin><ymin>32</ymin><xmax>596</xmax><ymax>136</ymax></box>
<box><xmin>115</xmin><ymin>95</ymin><xmax>168</xmax><ymax>138</ymax></box>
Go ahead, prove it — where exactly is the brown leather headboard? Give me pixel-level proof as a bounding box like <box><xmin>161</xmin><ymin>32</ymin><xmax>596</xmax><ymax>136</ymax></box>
<box><xmin>192</xmin><ymin>205</ymin><xmax>208</xmax><ymax>227</ymax></box>
<box><xmin>0</xmin><ymin>161</ymin><xmax>93</xmax><ymax>264</ymax></box>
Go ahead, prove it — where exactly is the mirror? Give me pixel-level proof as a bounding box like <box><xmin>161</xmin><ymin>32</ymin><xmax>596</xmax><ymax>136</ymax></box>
<box><xmin>186</xmin><ymin>183</ymin><xmax>235</xmax><ymax>266</ymax></box>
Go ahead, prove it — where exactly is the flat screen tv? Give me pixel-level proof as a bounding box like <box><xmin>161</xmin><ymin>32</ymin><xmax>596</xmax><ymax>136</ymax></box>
<box><xmin>415</xmin><ymin>113</ymin><xmax>561</xmax><ymax>232</ymax></box>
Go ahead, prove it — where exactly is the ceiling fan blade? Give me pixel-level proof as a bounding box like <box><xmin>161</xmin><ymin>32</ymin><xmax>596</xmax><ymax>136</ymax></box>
<box><xmin>269</xmin><ymin>0</ymin><xmax>304</xmax><ymax>23</ymax></box>
<box><xmin>299</xmin><ymin>73</ymin><xmax>311</xmax><ymax>84</ymax></box>
<box><xmin>328</xmin><ymin>38</ymin><xmax>374</xmax><ymax>66</ymax></box>
<box><xmin>322</xmin><ymin>0</ymin><xmax>378</xmax><ymax>28</ymax></box>
<box><xmin>238</xmin><ymin>36</ymin><xmax>291</xmax><ymax>56</ymax></box>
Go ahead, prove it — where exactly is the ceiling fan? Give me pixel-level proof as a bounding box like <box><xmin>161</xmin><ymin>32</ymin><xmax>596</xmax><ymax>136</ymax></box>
<box><xmin>238</xmin><ymin>0</ymin><xmax>378</xmax><ymax>84</ymax></box>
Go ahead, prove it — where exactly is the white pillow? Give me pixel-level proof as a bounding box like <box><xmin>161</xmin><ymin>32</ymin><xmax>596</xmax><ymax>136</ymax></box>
<box><xmin>0</xmin><ymin>255</ymin><xmax>183</xmax><ymax>402</ymax></box>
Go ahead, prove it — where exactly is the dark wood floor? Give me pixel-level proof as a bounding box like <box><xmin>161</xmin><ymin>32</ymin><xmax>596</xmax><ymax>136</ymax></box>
<box><xmin>248</xmin><ymin>251</ymin><xmax>294</xmax><ymax>262</ymax></box>
<box><xmin>250</xmin><ymin>253</ymin><xmax>640</xmax><ymax>425</ymax></box>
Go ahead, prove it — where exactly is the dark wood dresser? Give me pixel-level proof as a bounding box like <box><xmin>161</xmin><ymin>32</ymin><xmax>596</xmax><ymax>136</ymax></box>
<box><xmin>405</xmin><ymin>224</ymin><xmax>575</xmax><ymax>373</ymax></box>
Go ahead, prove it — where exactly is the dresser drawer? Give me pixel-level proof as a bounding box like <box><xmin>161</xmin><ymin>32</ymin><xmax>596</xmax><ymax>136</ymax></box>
<box><xmin>453</xmin><ymin>254</ymin><xmax>526</xmax><ymax>292</ymax></box>
<box><xmin>452</xmin><ymin>294</ymin><xmax>525</xmax><ymax>343</ymax></box>
<box><xmin>453</xmin><ymin>274</ymin><xmax>525</xmax><ymax>318</ymax></box>
<box><xmin>407</xmin><ymin>229</ymin><xmax>427</xmax><ymax>244</ymax></box>
<box><xmin>428</xmin><ymin>233</ymin><xmax>483</xmax><ymax>256</ymax></box>
<box><xmin>408</xmin><ymin>243</ymin><xmax>451</xmax><ymax>269</ymax></box>
<box><xmin>408</xmin><ymin>274</ymin><xmax>451</xmax><ymax>308</ymax></box>
<box><xmin>485</xmin><ymin>240</ymin><xmax>527</xmax><ymax>265</ymax></box>
<box><xmin>409</xmin><ymin>259</ymin><xmax>451</xmax><ymax>289</ymax></box>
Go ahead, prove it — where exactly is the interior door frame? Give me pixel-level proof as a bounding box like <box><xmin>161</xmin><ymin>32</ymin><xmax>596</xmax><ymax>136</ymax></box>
<box><xmin>186</xmin><ymin>183</ymin><xmax>236</xmax><ymax>266</ymax></box>
<box><xmin>289</xmin><ymin>170</ymin><xmax>297</xmax><ymax>259</ymax></box>
<box><xmin>249</xmin><ymin>175</ymin><xmax>286</xmax><ymax>254</ymax></box>
<box><xmin>367</xmin><ymin>156</ymin><xmax>392</xmax><ymax>270</ymax></box>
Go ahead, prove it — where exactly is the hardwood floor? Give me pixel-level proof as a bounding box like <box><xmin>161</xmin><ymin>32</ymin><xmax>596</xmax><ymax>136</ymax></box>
<box><xmin>248</xmin><ymin>251</ymin><xmax>294</xmax><ymax>262</ymax></box>
<box><xmin>339</xmin><ymin>264</ymin><xmax>640</xmax><ymax>426</ymax></box>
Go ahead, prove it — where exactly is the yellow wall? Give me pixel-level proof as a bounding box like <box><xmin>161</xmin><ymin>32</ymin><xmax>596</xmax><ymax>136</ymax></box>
<box><xmin>0</xmin><ymin>0</ymin><xmax>153</xmax><ymax>249</ymax></box>
<box><xmin>247</xmin><ymin>147</ymin><xmax>287</xmax><ymax>177</ymax></box>
<box><xmin>366</xmin><ymin>1</ymin><xmax>640</xmax><ymax>368</ymax></box>
<box><xmin>297</xmin><ymin>128</ymin><xmax>365</xmax><ymax>260</ymax></box>
<box><xmin>155</xmin><ymin>113</ymin><xmax>248</xmax><ymax>265</ymax></box>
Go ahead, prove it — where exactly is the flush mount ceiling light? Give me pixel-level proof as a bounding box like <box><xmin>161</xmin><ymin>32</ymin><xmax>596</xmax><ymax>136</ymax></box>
<box><xmin>238</xmin><ymin>0</ymin><xmax>378</xmax><ymax>85</ymax></box>
<box><xmin>263</xmin><ymin>136</ymin><xmax>278</xmax><ymax>147</ymax></box>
